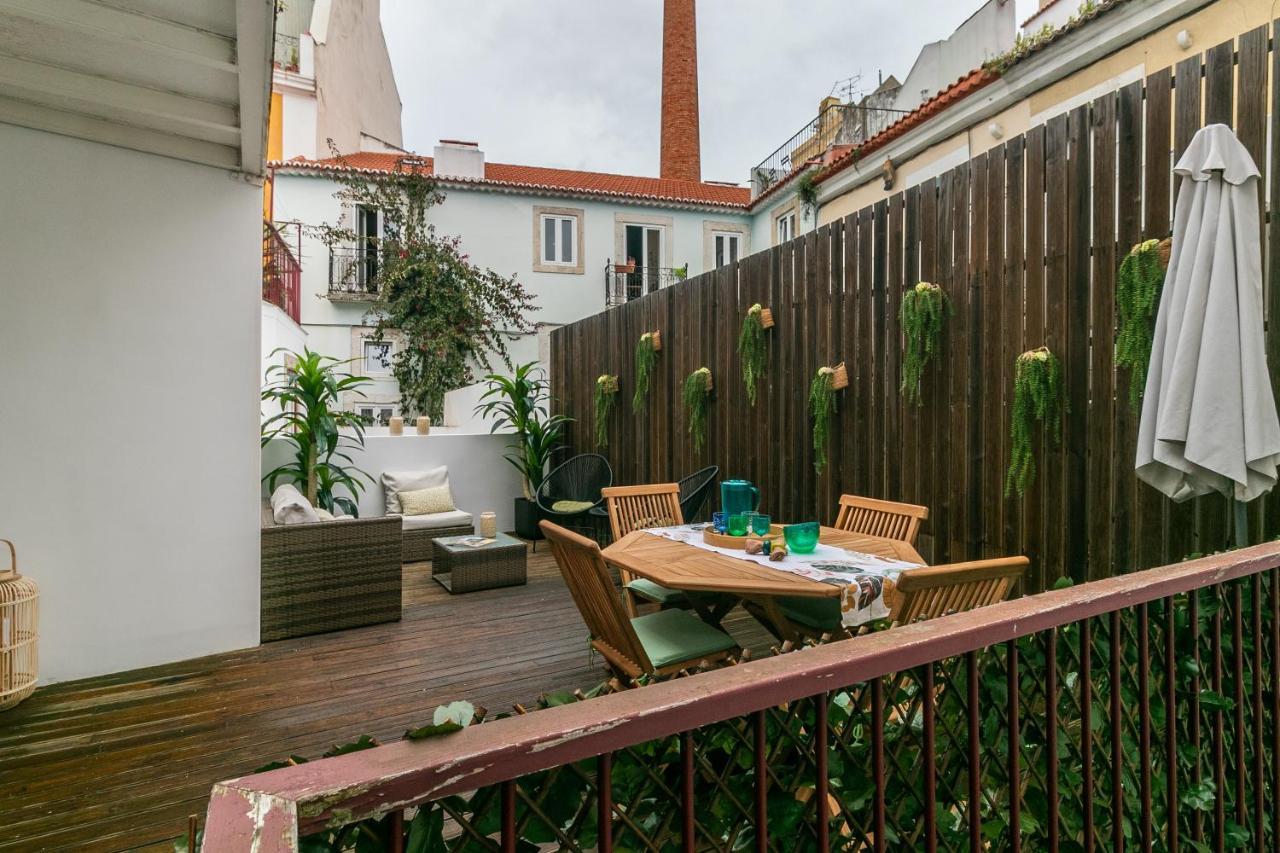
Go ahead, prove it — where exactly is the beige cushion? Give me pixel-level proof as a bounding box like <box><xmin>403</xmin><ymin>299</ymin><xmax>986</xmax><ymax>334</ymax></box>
<box><xmin>315</xmin><ymin>508</ymin><xmax>335</xmax><ymax>521</ymax></box>
<box><xmin>381</xmin><ymin>467</ymin><xmax>448</xmax><ymax>514</ymax></box>
<box><xmin>399</xmin><ymin>484</ymin><xmax>456</xmax><ymax>516</ymax></box>
<box><xmin>270</xmin><ymin>484</ymin><xmax>319</xmax><ymax>525</ymax></box>
<box><xmin>401</xmin><ymin>509</ymin><xmax>473</xmax><ymax>531</ymax></box>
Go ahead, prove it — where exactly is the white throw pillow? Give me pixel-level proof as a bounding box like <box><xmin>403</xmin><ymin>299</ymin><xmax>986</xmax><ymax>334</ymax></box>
<box><xmin>381</xmin><ymin>467</ymin><xmax>449</xmax><ymax>514</ymax></box>
<box><xmin>270</xmin><ymin>484</ymin><xmax>320</xmax><ymax>525</ymax></box>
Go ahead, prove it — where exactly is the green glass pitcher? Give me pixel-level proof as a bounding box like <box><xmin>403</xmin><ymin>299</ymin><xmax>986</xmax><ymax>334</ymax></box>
<box><xmin>720</xmin><ymin>480</ymin><xmax>760</xmax><ymax>519</ymax></box>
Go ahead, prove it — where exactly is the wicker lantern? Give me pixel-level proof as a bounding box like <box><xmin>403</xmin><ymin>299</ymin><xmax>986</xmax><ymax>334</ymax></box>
<box><xmin>0</xmin><ymin>540</ymin><xmax>38</xmax><ymax>711</ymax></box>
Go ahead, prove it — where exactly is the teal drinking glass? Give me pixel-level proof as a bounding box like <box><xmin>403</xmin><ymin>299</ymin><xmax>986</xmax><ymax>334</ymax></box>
<box><xmin>784</xmin><ymin>522</ymin><xmax>820</xmax><ymax>554</ymax></box>
<box><xmin>727</xmin><ymin>513</ymin><xmax>750</xmax><ymax>536</ymax></box>
<box><xmin>750</xmin><ymin>513</ymin><xmax>772</xmax><ymax>536</ymax></box>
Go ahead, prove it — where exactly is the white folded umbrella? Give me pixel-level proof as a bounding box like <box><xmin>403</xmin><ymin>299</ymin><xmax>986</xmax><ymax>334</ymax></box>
<box><xmin>1135</xmin><ymin>124</ymin><xmax>1280</xmax><ymax>543</ymax></box>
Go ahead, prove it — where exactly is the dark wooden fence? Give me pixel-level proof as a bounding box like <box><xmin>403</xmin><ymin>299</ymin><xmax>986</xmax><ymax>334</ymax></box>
<box><xmin>551</xmin><ymin>24</ymin><xmax>1280</xmax><ymax>593</ymax></box>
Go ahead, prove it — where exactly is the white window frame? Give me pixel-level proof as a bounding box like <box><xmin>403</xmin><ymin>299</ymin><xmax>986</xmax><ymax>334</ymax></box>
<box><xmin>362</xmin><ymin>339</ymin><xmax>393</xmax><ymax>376</ymax></box>
<box><xmin>357</xmin><ymin>403</ymin><xmax>399</xmax><ymax>427</ymax></box>
<box><xmin>540</xmin><ymin>213</ymin><xmax>578</xmax><ymax>267</ymax></box>
<box><xmin>712</xmin><ymin>231</ymin><xmax>742</xmax><ymax>268</ymax></box>
<box><xmin>776</xmin><ymin>210</ymin><xmax>797</xmax><ymax>245</ymax></box>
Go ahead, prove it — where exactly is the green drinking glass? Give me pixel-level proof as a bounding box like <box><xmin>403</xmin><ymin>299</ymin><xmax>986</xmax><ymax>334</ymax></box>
<box><xmin>750</xmin><ymin>513</ymin><xmax>772</xmax><ymax>537</ymax></box>
<box><xmin>727</xmin><ymin>513</ymin><xmax>750</xmax><ymax>536</ymax></box>
<box><xmin>784</xmin><ymin>522</ymin><xmax>820</xmax><ymax>554</ymax></box>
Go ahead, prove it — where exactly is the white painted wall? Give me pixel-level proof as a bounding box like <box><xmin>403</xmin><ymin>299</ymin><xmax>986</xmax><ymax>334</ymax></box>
<box><xmin>261</xmin><ymin>301</ymin><xmax>310</xmax><ymax>419</ymax></box>
<box><xmin>270</xmin><ymin>172</ymin><xmax>750</xmax><ymax>405</ymax></box>
<box><xmin>262</xmin><ymin>430</ymin><xmax>524</xmax><ymax>528</ymax></box>
<box><xmin>0</xmin><ymin>123</ymin><xmax>262</xmax><ymax>683</ymax></box>
<box><xmin>893</xmin><ymin>0</ymin><xmax>1016</xmax><ymax>112</ymax></box>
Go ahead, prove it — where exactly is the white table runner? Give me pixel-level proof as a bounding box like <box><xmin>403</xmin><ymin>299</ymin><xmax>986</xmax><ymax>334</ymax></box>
<box><xmin>644</xmin><ymin>524</ymin><xmax>924</xmax><ymax>628</ymax></box>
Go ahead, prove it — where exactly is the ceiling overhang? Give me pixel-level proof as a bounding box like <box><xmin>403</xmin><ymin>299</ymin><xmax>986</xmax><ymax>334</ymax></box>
<box><xmin>0</xmin><ymin>0</ymin><xmax>274</xmax><ymax>176</ymax></box>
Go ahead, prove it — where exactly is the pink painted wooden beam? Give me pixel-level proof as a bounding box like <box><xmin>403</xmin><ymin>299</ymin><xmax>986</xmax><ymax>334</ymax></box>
<box><xmin>201</xmin><ymin>543</ymin><xmax>1280</xmax><ymax>851</ymax></box>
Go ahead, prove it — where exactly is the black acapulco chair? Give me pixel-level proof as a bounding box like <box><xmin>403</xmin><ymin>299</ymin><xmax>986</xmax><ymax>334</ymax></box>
<box><xmin>677</xmin><ymin>465</ymin><xmax>719</xmax><ymax>523</ymax></box>
<box><xmin>536</xmin><ymin>453</ymin><xmax>614</xmax><ymax>538</ymax></box>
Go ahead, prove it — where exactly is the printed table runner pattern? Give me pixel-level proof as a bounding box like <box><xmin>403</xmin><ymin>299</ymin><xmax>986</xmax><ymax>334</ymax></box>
<box><xmin>644</xmin><ymin>524</ymin><xmax>924</xmax><ymax>628</ymax></box>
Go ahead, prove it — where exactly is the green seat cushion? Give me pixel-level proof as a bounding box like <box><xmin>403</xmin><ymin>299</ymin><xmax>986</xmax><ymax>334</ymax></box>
<box><xmin>550</xmin><ymin>499</ymin><xmax>595</xmax><ymax>514</ymax></box>
<box><xmin>778</xmin><ymin>596</ymin><xmax>844</xmax><ymax>633</ymax></box>
<box><xmin>631</xmin><ymin>608</ymin><xmax>737</xmax><ymax>669</ymax></box>
<box><xmin>626</xmin><ymin>578</ymin><xmax>689</xmax><ymax>605</ymax></box>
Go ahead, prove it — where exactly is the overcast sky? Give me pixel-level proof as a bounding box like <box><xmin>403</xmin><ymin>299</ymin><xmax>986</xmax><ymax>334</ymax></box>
<box><xmin>380</xmin><ymin>0</ymin><xmax>1038</xmax><ymax>185</ymax></box>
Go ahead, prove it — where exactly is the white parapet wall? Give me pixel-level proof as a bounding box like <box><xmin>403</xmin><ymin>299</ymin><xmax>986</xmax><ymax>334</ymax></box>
<box><xmin>263</xmin><ymin>428</ymin><xmax>525</xmax><ymax>529</ymax></box>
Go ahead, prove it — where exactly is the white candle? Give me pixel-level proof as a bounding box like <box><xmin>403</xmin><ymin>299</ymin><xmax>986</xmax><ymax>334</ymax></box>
<box><xmin>388</xmin><ymin>416</ymin><xmax>404</xmax><ymax>436</ymax></box>
<box><xmin>479</xmin><ymin>512</ymin><xmax>497</xmax><ymax>538</ymax></box>
<box><xmin>416</xmin><ymin>416</ymin><xmax>431</xmax><ymax>435</ymax></box>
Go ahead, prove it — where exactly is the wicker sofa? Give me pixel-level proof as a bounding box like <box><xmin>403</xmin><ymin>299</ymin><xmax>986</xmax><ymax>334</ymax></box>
<box><xmin>260</xmin><ymin>504</ymin><xmax>402</xmax><ymax>642</ymax></box>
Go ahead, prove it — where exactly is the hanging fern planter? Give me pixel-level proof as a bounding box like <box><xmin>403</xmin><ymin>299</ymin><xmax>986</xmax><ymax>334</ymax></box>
<box><xmin>900</xmin><ymin>282</ymin><xmax>949</xmax><ymax>405</ymax></box>
<box><xmin>1116</xmin><ymin>238</ymin><xmax>1170</xmax><ymax>409</ymax></box>
<box><xmin>682</xmin><ymin>367</ymin><xmax>713</xmax><ymax>451</ymax></box>
<box><xmin>593</xmin><ymin>375</ymin><xmax>618</xmax><ymax>448</ymax></box>
<box><xmin>632</xmin><ymin>331</ymin><xmax>661</xmax><ymax>412</ymax></box>
<box><xmin>1005</xmin><ymin>347</ymin><xmax>1064</xmax><ymax>497</ymax></box>
<box><xmin>809</xmin><ymin>363</ymin><xmax>847</xmax><ymax>473</ymax></box>
<box><xmin>738</xmin><ymin>303</ymin><xmax>774</xmax><ymax>406</ymax></box>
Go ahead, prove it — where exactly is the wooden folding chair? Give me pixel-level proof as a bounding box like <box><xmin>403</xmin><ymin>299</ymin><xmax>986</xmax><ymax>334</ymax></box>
<box><xmin>602</xmin><ymin>484</ymin><xmax>689</xmax><ymax>616</ymax></box>
<box><xmin>755</xmin><ymin>495</ymin><xmax>932</xmax><ymax>642</ymax></box>
<box><xmin>833</xmin><ymin>494</ymin><xmax>929</xmax><ymax>545</ymax></box>
<box><xmin>540</xmin><ymin>521</ymin><xmax>739</xmax><ymax>681</ymax></box>
<box><xmin>889</xmin><ymin>557</ymin><xmax>1028</xmax><ymax>624</ymax></box>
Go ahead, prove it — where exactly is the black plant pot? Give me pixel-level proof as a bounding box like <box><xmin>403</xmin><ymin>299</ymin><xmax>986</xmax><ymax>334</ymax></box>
<box><xmin>514</xmin><ymin>497</ymin><xmax>543</xmax><ymax>540</ymax></box>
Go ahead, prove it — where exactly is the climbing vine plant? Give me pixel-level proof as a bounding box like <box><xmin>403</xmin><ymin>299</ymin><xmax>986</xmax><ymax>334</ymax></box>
<box><xmin>899</xmin><ymin>282</ymin><xmax>948</xmax><ymax>405</ymax></box>
<box><xmin>1115</xmin><ymin>238</ymin><xmax>1167</xmax><ymax>409</ymax></box>
<box><xmin>810</xmin><ymin>366</ymin><xmax>839</xmax><ymax>473</ymax></box>
<box><xmin>1005</xmin><ymin>347</ymin><xmax>1064</xmax><ymax>497</ymax></box>
<box><xmin>632</xmin><ymin>333</ymin><xmax>659</xmax><ymax>412</ymax></box>
<box><xmin>593</xmin><ymin>375</ymin><xmax>618</xmax><ymax>448</ymax></box>
<box><xmin>738</xmin><ymin>304</ymin><xmax>769</xmax><ymax>406</ymax></box>
<box><xmin>682</xmin><ymin>367</ymin><xmax>713</xmax><ymax>451</ymax></box>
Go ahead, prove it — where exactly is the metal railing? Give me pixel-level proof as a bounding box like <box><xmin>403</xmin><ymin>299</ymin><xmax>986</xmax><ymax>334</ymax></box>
<box><xmin>262</xmin><ymin>221</ymin><xmax>301</xmax><ymax>324</ymax></box>
<box><xmin>328</xmin><ymin>244</ymin><xmax>382</xmax><ymax>299</ymax></box>
<box><xmin>750</xmin><ymin>102</ymin><xmax>909</xmax><ymax>197</ymax></box>
<box><xmin>203</xmin><ymin>543</ymin><xmax>1280</xmax><ymax>851</ymax></box>
<box><xmin>605</xmin><ymin>261</ymin><xmax>685</xmax><ymax>307</ymax></box>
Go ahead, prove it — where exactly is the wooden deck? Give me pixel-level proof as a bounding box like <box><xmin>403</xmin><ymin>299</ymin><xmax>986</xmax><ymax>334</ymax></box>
<box><xmin>0</xmin><ymin>546</ymin><xmax>773</xmax><ymax>851</ymax></box>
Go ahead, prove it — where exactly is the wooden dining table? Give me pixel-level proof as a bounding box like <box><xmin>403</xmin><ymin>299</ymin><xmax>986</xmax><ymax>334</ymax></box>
<box><xmin>602</xmin><ymin>525</ymin><xmax>927</xmax><ymax>642</ymax></box>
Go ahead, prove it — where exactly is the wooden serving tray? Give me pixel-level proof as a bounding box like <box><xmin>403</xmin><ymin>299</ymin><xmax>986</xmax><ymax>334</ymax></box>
<box><xmin>703</xmin><ymin>524</ymin><xmax>785</xmax><ymax>550</ymax></box>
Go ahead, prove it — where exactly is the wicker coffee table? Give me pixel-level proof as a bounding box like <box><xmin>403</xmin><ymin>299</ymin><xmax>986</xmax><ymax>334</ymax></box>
<box><xmin>431</xmin><ymin>533</ymin><xmax>528</xmax><ymax>593</ymax></box>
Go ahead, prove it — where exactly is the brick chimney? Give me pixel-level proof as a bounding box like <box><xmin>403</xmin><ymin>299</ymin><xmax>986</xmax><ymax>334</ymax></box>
<box><xmin>660</xmin><ymin>0</ymin><xmax>701</xmax><ymax>183</ymax></box>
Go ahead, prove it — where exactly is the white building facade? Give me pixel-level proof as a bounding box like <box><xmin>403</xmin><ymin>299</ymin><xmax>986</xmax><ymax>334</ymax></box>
<box><xmin>270</xmin><ymin>143</ymin><xmax>752</xmax><ymax>420</ymax></box>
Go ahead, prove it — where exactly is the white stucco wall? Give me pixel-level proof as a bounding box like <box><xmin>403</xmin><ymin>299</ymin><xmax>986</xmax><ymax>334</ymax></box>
<box><xmin>262</xmin><ymin>431</ymin><xmax>524</xmax><ymax>527</ymax></box>
<box><xmin>0</xmin><ymin>123</ymin><xmax>262</xmax><ymax>683</ymax></box>
<box><xmin>893</xmin><ymin>0</ymin><xmax>1016</xmax><ymax>112</ymax></box>
<box><xmin>261</xmin><ymin>301</ymin><xmax>310</xmax><ymax>418</ymax></box>
<box><xmin>271</xmin><ymin>172</ymin><xmax>750</xmax><ymax>405</ymax></box>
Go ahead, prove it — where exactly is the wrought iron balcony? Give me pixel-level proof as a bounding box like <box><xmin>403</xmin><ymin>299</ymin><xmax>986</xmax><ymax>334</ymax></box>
<box><xmin>328</xmin><ymin>245</ymin><xmax>383</xmax><ymax>301</ymax></box>
<box><xmin>605</xmin><ymin>262</ymin><xmax>686</xmax><ymax>307</ymax></box>
<box><xmin>262</xmin><ymin>221</ymin><xmax>301</xmax><ymax>323</ymax></box>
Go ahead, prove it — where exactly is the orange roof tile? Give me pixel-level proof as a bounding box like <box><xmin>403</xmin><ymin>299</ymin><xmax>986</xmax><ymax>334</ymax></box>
<box><xmin>274</xmin><ymin>151</ymin><xmax>750</xmax><ymax>209</ymax></box>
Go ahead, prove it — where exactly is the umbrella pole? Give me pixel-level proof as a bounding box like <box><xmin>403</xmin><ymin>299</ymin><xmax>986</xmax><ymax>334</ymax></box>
<box><xmin>1233</xmin><ymin>498</ymin><xmax>1249</xmax><ymax>549</ymax></box>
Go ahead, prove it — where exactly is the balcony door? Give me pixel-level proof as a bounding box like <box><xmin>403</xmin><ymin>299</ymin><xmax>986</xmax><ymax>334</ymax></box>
<box><xmin>625</xmin><ymin>224</ymin><xmax>664</xmax><ymax>299</ymax></box>
<box><xmin>357</xmin><ymin>205</ymin><xmax>379</xmax><ymax>292</ymax></box>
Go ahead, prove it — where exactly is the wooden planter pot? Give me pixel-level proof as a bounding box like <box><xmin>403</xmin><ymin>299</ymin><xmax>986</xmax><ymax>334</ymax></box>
<box><xmin>831</xmin><ymin>362</ymin><xmax>848</xmax><ymax>390</ymax></box>
<box><xmin>649</xmin><ymin>331</ymin><xmax>662</xmax><ymax>351</ymax></box>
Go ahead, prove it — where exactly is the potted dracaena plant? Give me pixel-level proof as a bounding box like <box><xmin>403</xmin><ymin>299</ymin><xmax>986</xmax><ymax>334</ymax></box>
<box><xmin>261</xmin><ymin>348</ymin><xmax>374</xmax><ymax>516</ymax></box>
<box><xmin>474</xmin><ymin>363</ymin><xmax>572</xmax><ymax>540</ymax></box>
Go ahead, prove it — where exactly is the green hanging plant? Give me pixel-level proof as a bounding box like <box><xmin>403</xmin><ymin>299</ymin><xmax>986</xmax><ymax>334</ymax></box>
<box><xmin>899</xmin><ymin>282</ymin><xmax>949</xmax><ymax>405</ymax></box>
<box><xmin>809</xmin><ymin>364</ymin><xmax>845</xmax><ymax>473</ymax></box>
<box><xmin>1116</xmin><ymin>238</ymin><xmax>1169</xmax><ymax>410</ymax></box>
<box><xmin>682</xmin><ymin>367</ymin><xmax>713</xmax><ymax>451</ymax></box>
<box><xmin>738</xmin><ymin>303</ymin><xmax>772</xmax><ymax>406</ymax></box>
<box><xmin>593</xmin><ymin>374</ymin><xmax>618</xmax><ymax>448</ymax></box>
<box><xmin>632</xmin><ymin>331</ymin><xmax>660</xmax><ymax>412</ymax></box>
<box><xmin>1005</xmin><ymin>347</ymin><xmax>1065</xmax><ymax>497</ymax></box>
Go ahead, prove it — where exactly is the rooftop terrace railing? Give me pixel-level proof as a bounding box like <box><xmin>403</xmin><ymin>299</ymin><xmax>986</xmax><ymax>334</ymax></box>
<box><xmin>262</xmin><ymin>220</ymin><xmax>301</xmax><ymax>324</ymax></box>
<box><xmin>204</xmin><ymin>543</ymin><xmax>1280</xmax><ymax>851</ymax></box>
<box><xmin>750</xmin><ymin>101</ymin><xmax>909</xmax><ymax>197</ymax></box>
